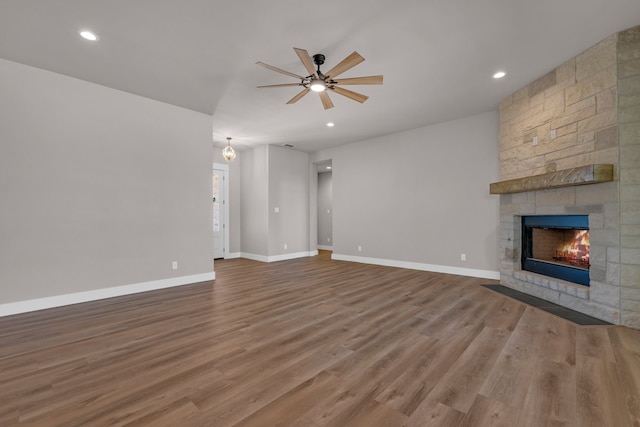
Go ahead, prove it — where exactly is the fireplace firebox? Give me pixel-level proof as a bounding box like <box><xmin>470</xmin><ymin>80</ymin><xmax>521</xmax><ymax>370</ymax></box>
<box><xmin>521</xmin><ymin>215</ymin><xmax>590</xmax><ymax>286</ymax></box>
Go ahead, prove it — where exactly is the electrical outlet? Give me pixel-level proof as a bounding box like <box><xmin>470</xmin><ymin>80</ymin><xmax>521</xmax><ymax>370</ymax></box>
<box><xmin>532</xmin><ymin>136</ymin><xmax>538</xmax><ymax>146</ymax></box>
<box><xmin>357</xmin><ymin>245</ymin><xmax>362</xmax><ymax>252</ymax></box>
<box><xmin>550</xmin><ymin>129</ymin><xmax>557</xmax><ymax>140</ymax></box>
<box><xmin>284</xmin><ymin>243</ymin><xmax>287</xmax><ymax>250</ymax></box>
<box><xmin>172</xmin><ymin>261</ymin><xmax>178</xmax><ymax>270</ymax></box>
<box><xmin>460</xmin><ymin>254</ymin><xmax>466</xmax><ymax>261</ymax></box>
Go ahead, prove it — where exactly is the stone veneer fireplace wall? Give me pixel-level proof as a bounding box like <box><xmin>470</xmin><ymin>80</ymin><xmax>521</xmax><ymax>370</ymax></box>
<box><xmin>497</xmin><ymin>25</ymin><xmax>640</xmax><ymax>328</ymax></box>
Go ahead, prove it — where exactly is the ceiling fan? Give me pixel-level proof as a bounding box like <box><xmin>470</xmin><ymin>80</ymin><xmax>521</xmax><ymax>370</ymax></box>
<box><xmin>256</xmin><ymin>47</ymin><xmax>383</xmax><ymax>110</ymax></box>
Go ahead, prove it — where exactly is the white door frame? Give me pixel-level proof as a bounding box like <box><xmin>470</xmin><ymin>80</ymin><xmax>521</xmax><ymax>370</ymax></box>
<box><xmin>213</xmin><ymin>162</ymin><xmax>230</xmax><ymax>259</ymax></box>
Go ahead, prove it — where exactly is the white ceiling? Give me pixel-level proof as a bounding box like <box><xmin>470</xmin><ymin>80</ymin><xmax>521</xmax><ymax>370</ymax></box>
<box><xmin>1</xmin><ymin>1</ymin><xmax>639</xmax><ymax>153</ymax></box>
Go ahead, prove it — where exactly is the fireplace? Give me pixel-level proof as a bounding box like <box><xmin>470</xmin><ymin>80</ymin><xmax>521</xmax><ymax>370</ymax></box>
<box><xmin>521</xmin><ymin>215</ymin><xmax>590</xmax><ymax>286</ymax></box>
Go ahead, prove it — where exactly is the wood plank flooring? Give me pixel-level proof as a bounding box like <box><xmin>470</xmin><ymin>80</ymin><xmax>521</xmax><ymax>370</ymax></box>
<box><xmin>1</xmin><ymin>250</ymin><xmax>640</xmax><ymax>426</ymax></box>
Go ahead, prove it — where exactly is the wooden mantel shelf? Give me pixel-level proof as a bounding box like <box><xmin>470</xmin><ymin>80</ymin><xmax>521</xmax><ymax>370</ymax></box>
<box><xmin>490</xmin><ymin>164</ymin><xmax>614</xmax><ymax>195</ymax></box>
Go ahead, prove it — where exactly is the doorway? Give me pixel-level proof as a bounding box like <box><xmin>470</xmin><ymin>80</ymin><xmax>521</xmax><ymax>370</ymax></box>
<box><xmin>316</xmin><ymin>160</ymin><xmax>333</xmax><ymax>251</ymax></box>
<box><xmin>213</xmin><ymin>163</ymin><xmax>229</xmax><ymax>259</ymax></box>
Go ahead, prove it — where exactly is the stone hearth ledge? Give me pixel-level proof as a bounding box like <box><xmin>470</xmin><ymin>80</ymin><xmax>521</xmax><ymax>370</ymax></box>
<box><xmin>489</xmin><ymin>164</ymin><xmax>614</xmax><ymax>195</ymax></box>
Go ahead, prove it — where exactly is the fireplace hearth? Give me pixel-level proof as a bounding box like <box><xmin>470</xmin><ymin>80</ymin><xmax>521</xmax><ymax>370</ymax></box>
<box><xmin>521</xmin><ymin>215</ymin><xmax>590</xmax><ymax>286</ymax></box>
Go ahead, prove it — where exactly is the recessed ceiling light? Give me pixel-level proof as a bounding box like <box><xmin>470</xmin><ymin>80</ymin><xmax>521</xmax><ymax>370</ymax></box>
<box><xmin>326</xmin><ymin>166</ymin><xmax>332</xmax><ymax>170</ymax></box>
<box><xmin>326</xmin><ymin>122</ymin><xmax>334</xmax><ymax>127</ymax></box>
<box><xmin>80</xmin><ymin>31</ymin><xmax>98</xmax><ymax>41</ymax></box>
<box><xmin>493</xmin><ymin>71</ymin><xmax>506</xmax><ymax>79</ymax></box>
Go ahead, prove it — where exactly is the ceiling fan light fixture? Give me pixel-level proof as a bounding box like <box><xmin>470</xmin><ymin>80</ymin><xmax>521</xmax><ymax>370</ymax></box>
<box><xmin>222</xmin><ymin>137</ymin><xmax>236</xmax><ymax>163</ymax></box>
<box><xmin>310</xmin><ymin>79</ymin><xmax>326</xmax><ymax>92</ymax></box>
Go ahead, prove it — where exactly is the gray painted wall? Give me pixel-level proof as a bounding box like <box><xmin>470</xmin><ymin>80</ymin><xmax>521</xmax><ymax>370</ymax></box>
<box><xmin>0</xmin><ymin>58</ymin><xmax>214</xmax><ymax>304</ymax></box>
<box><xmin>317</xmin><ymin>172</ymin><xmax>333</xmax><ymax>248</ymax></box>
<box><xmin>228</xmin><ymin>158</ymin><xmax>242</xmax><ymax>255</ymax></box>
<box><xmin>240</xmin><ymin>146</ymin><xmax>269</xmax><ymax>256</ymax></box>
<box><xmin>0</xmin><ymin>56</ymin><xmax>500</xmax><ymax>309</ymax></box>
<box><xmin>311</xmin><ymin>111</ymin><xmax>500</xmax><ymax>273</ymax></box>
<box><xmin>239</xmin><ymin>145</ymin><xmax>309</xmax><ymax>258</ymax></box>
<box><xmin>268</xmin><ymin>146</ymin><xmax>310</xmax><ymax>256</ymax></box>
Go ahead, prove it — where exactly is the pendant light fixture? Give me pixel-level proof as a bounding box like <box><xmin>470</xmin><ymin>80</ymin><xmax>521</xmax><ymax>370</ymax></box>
<box><xmin>222</xmin><ymin>137</ymin><xmax>236</xmax><ymax>163</ymax></box>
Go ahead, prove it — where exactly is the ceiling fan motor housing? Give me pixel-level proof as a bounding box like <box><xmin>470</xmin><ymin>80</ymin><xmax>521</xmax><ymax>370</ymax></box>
<box><xmin>312</xmin><ymin>54</ymin><xmax>326</xmax><ymax>78</ymax></box>
<box><xmin>312</xmin><ymin>54</ymin><xmax>325</xmax><ymax>66</ymax></box>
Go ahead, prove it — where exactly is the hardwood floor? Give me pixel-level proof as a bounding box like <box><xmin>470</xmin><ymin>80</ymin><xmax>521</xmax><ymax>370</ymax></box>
<box><xmin>1</xmin><ymin>250</ymin><xmax>639</xmax><ymax>426</ymax></box>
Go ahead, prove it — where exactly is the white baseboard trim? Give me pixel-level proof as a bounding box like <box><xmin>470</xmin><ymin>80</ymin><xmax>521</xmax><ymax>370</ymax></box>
<box><xmin>240</xmin><ymin>251</ymin><xmax>317</xmax><ymax>263</ymax></box>
<box><xmin>0</xmin><ymin>271</ymin><xmax>216</xmax><ymax>317</ymax></box>
<box><xmin>331</xmin><ymin>253</ymin><xmax>501</xmax><ymax>280</ymax></box>
<box><xmin>224</xmin><ymin>252</ymin><xmax>242</xmax><ymax>259</ymax></box>
<box><xmin>240</xmin><ymin>252</ymin><xmax>270</xmax><ymax>262</ymax></box>
<box><xmin>317</xmin><ymin>245</ymin><xmax>333</xmax><ymax>251</ymax></box>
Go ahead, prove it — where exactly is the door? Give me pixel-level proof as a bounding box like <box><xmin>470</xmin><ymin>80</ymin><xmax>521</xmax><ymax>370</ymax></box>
<box><xmin>213</xmin><ymin>167</ymin><xmax>225</xmax><ymax>259</ymax></box>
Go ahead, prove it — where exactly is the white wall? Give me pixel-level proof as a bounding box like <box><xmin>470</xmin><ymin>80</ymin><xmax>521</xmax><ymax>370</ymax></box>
<box><xmin>311</xmin><ymin>111</ymin><xmax>500</xmax><ymax>277</ymax></box>
<box><xmin>0</xmin><ymin>58</ymin><xmax>214</xmax><ymax>307</ymax></box>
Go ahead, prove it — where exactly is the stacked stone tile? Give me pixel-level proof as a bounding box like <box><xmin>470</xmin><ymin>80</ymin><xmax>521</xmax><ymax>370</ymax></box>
<box><xmin>497</xmin><ymin>25</ymin><xmax>640</xmax><ymax>328</ymax></box>
<box><xmin>618</xmin><ymin>27</ymin><xmax>640</xmax><ymax>328</ymax></box>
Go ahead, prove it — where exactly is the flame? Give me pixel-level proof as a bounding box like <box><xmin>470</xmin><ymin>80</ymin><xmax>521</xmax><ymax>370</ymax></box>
<box><xmin>559</xmin><ymin>229</ymin><xmax>590</xmax><ymax>263</ymax></box>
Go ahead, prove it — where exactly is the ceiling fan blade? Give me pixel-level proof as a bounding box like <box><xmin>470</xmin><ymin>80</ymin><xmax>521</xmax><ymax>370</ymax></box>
<box><xmin>324</xmin><ymin>51</ymin><xmax>365</xmax><ymax>79</ymax></box>
<box><xmin>333</xmin><ymin>75</ymin><xmax>383</xmax><ymax>85</ymax></box>
<box><xmin>256</xmin><ymin>61</ymin><xmax>304</xmax><ymax>79</ymax></box>
<box><xmin>293</xmin><ymin>48</ymin><xmax>318</xmax><ymax>78</ymax></box>
<box><xmin>329</xmin><ymin>86</ymin><xmax>369</xmax><ymax>103</ymax></box>
<box><xmin>319</xmin><ymin>91</ymin><xmax>334</xmax><ymax>110</ymax></box>
<box><xmin>257</xmin><ymin>83</ymin><xmax>303</xmax><ymax>88</ymax></box>
<box><xmin>287</xmin><ymin>88</ymin><xmax>311</xmax><ymax>104</ymax></box>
